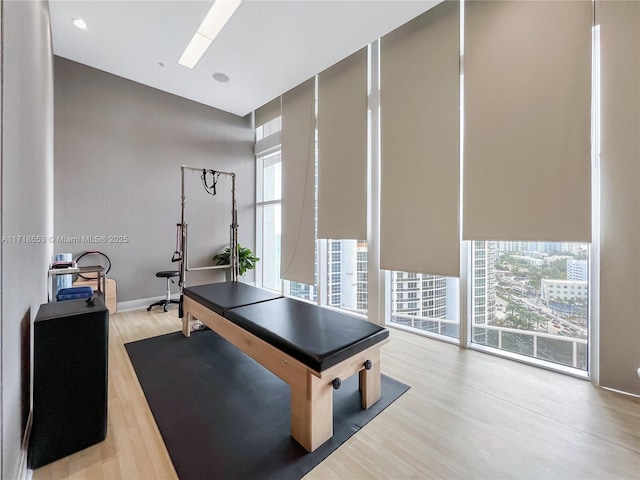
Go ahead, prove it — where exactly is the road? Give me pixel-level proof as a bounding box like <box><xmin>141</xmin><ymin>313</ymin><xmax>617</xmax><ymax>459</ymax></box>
<box><xmin>495</xmin><ymin>294</ymin><xmax>587</xmax><ymax>338</ymax></box>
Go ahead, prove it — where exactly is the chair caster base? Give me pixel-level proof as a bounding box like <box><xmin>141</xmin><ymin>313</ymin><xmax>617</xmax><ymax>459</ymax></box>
<box><xmin>147</xmin><ymin>299</ymin><xmax>181</xmax><ymax>313</ymax></box>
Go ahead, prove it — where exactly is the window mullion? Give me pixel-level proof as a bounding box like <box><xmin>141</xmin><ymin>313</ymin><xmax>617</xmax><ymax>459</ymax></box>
<box><xmin>317</xmin><ymin>239</ymin><xmax>327</xmax><ymax>307</ymax></box>
<box><xmin>459</xmin><ymin>2</ymin><xmax>468</xmax><ymax>347</ymax></box>
<box><xmin>460</xmin><ymin>241</ymin><xmax>471</xmax><ymax>347</ymax></box>
<box><xmin>367</xmin><ymin>40</ymin><xmax>384</xmax><ymax>326</ymax></box>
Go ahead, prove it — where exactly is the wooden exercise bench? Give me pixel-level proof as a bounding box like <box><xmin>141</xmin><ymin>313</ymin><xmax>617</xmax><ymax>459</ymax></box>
<box><xmin>181</xmin><ymin>282</ymin><xmax>389</xmax><ymax>452</ymax></box>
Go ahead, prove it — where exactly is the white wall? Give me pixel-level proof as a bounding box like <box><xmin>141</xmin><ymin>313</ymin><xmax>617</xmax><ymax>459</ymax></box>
<box><xmin>1</xmin><ymin>0</ymin><xmax>54</xmax><ymax>477</ymax></box>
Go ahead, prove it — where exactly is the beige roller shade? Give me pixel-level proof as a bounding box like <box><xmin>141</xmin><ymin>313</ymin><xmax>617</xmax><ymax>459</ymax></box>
<box><xmin>317</xmin><ymin>48</ymin><xmax>368</xmax><ymax>240</ymax></box>
<box><xmin>280</xmin><ymin>78</ymin><xmax>316</xmax><ymax>285</ymax></box>
<box><xmin>380</xmin><ymin>0</ymin><xmax>460</xmax><ymax>277</ymax></box>
<box><xmin>255</xmin><ymin>97</ymin><xmax>281</xmax><ymax>127</ymax></box>
<box><xmin>463</xmin><ymin>0</ymin><xmax>592</xmax><ymax>242</ymax></box>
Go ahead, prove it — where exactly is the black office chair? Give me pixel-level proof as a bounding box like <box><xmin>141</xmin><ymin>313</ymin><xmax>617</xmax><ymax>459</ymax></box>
<box><xmin>147</xmin><ymin>270</ymin><xmax>180</xmax><ymax>312</ymax></box>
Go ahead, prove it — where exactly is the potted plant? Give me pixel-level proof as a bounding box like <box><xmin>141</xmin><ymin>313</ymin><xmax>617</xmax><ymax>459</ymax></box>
<box><xmin>212</xmin><ymin>244</ymin><xmax>260</xmax><ymax>277</ymax></box>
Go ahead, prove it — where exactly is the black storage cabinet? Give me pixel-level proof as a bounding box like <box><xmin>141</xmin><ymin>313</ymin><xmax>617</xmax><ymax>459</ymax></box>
<box><xmin>28</xmin><ymin>298</ymin><xmax>109</xmax><ymax>469</ymax></box>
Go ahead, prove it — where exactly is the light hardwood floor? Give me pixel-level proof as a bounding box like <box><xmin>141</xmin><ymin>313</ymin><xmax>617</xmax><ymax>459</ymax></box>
<box><xmin>33</xmin><ymin>308</ymin><xmax>640</xmax><ymax>479</ymax></box>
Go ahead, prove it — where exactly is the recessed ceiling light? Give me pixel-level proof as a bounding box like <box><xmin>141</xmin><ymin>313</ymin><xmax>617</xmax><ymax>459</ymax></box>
<box><xmin>178</xmin><ymin>0</ymin><xmax>242</xmax><ymax>69</ymax></box>
<box><xmin>72</xmin><ymin>18</ymin><xmax>87</xmax><ymax>30</ymax></box>
<box><xmin>212</xmin><ymin>73</ymin><xmax>230</xmax><ymax>83</ymax></box>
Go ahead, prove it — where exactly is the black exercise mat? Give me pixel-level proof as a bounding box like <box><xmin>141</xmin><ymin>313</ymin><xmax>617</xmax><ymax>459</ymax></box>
<box><xmin>125</xmin><ymin>330</ymin><xmax>409</xmax><ymax>480</ymax></box>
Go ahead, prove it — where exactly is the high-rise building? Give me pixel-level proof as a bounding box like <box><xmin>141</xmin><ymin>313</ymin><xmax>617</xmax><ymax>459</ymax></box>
<box><xmin>391</xmin><ymin>272</ymin><xmax>448</xmax><ymax>319</ymax></box>
<box><xmin>567</xmin><ymin>259</ymin><xmax>588</xmax><ymax>281</ymax></box>
<box><xmin>472</xmin><ymin>241</ymin><xmax>497</xmax><ymax>344</ymax></box>
<box><xmin>325</xmin><ymin>239</ymin><xmax>367</xmax><ymax>314</ymax></box>
<box><xmin>356</xmin><ymin>241</ymin><xmax>368</xmax><ymax>311</ymax></box>
<box><xmin>389</xmin><ymin>271</ymin><xmax>453</xmax><ymax>336</ymax></box>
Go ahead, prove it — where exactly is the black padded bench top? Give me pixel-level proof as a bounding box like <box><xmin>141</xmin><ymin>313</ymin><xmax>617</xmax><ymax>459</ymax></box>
<box><xmin>224</xmin><ymin>297</ymin><xmax>389</xmax><ymax>372</ymax></box>
<box><xmin>184</xmin><ymin>282</ymin><xmax>389</xmax><ymax>372</ymax></box>
<box><xmin>184</xmin><ymin>282</ymin><xmax>282</xmax><ymax>316</ymax></box>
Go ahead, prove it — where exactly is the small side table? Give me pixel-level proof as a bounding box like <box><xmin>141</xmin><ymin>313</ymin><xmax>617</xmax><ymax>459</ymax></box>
<box><xmin>48</xmin><ymin>265</ymin><xmax>105</xmax><ymax>302</ymax></box>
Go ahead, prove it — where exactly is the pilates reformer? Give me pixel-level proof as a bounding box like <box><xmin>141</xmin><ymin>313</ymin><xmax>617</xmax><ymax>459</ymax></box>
<box><xmin>174</xmin><ymin>165</ymin><xmax>239</xmax><ymax>318</ymax></box>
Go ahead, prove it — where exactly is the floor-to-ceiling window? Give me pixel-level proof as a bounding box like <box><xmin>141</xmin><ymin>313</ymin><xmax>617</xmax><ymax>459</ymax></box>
<box><xmin>256</xmin><ymin>151</ymin><xmax>281</xmax><ymax>292</ymax></box>
<box><xmin>255</xmin><ymin>117</ymin><xmax>282</xmax><ymax>292</ymax></box>
<box><xmin>254</xmin><ymin>1</ymin><xmax>597</xmax><ymax>378</ymax></box>
<box><xmin>471</xmin><ymin>241</ymin><xmax>589</xmax><ymax>370</ymax></box>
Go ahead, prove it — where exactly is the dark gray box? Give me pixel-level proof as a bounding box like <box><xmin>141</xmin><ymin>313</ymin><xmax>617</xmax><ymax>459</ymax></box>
<box><xmin>28</xmin><ymin>298</ymin><xmax>109</xmax><ymax>469</ymax></box>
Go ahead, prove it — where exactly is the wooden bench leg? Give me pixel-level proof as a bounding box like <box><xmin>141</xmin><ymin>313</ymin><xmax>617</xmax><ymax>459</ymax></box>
<box><xmin>182</xmin><ymin>310</ymin><xmax>193</xmax><ymax>337</ymax></box>
<box><xmin>290</xmin><ymin>374</ymin><xmax>333</xmax><ymax>452</ymax></box>
<box><xmin>359</xmin><ymin>354</ymin><xmax>381</xmax><ymax>409</ymax></box>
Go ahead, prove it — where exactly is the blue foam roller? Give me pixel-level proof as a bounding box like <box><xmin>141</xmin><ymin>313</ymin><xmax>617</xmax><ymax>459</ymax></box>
<box><xmin>56</xmin><ymin>286</ymin><xmax>94</xmax><ymax>301</ymax></box>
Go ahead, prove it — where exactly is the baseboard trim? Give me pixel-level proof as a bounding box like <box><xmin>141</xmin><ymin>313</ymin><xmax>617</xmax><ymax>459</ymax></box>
<box><xmin>18</xmin><ymin>410</ymin><xmax>33</xmax><ymax>480</ymax></box>
<box><xmin>117</xmin><ymin>295</ymin><xmax>180</xmax><ymax>313</ymax></box>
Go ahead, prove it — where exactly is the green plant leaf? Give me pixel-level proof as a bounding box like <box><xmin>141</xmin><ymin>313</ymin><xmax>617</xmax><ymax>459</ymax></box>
<box><xmin>212</xmin><ymin>243</ymin><xmax>260</xmax><ymax>277</ymax></box>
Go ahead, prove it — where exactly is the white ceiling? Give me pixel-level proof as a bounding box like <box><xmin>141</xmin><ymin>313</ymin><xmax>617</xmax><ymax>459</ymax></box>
<box><xmin>49</xmin><ymin>0</ymin><xmax>441</xmax><ymax>117</ymax></box>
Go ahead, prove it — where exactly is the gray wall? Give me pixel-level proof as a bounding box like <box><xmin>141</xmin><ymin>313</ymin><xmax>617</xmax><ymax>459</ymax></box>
<box><xmin>54</xmin><ymin>58</ymin><xmax>255</xmax><ymax>303</ymax></box>
<box><xmin>1</xmin><ymin>1</ymin><xmax>54</xmax><ymax>478</ymax></box>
